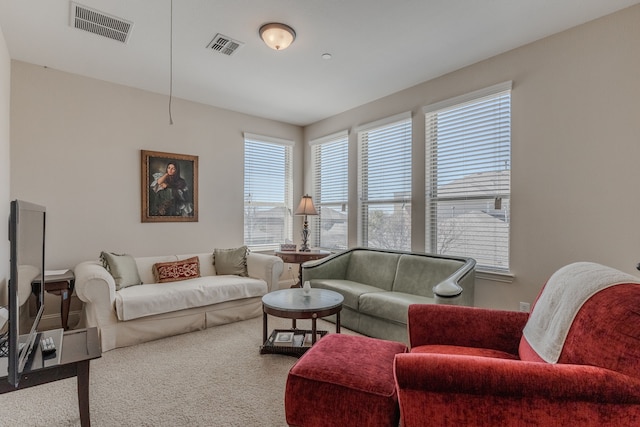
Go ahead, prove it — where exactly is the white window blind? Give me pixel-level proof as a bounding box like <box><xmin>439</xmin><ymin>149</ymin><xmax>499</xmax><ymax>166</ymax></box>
<box><xmin>425</xmin><ymin>82</ymin><xmax>511</xmax><ymax>271</ymax></box>
<box><xmin>357</xmin><ymin>114</ymin><xmax>412</xmax><ymax>250</ymax></box>
<box><xmin>311</xmin><ymin>131</ymin><xmax>349</xmax><ymax>250</ymax></box>
<box><xmin>244</xmin><ymin>135</ymin><xmax>293</xmax><ymax>251</ymax></box>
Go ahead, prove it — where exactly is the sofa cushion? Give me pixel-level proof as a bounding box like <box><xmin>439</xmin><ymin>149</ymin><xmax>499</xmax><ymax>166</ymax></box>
<box><xmin>392</xmin><ymin>255</ymin><xmax>464</xmax><ymax>298</ymax></box>
<box><xmin>345</xmin><ymin>250</ymin><xmax>400</xmax><ymax>291</ymax></box>
<box><xmin>153</xmin><ymin>256</ymin><xmax>200</xmax><ymax>283</ymax></box>
<box><xmin>213</xmin><ymin>246</ymin><xmax>248</xmax><ymax>276</ymax></box>
<box><xmin>311</xmin><ymin>279</ymin><xmax>385</xmax><ymax>310</ymax></box>
<box><xmin>359</xmin><ymin>291</ymin><xmax>435</xmax><ymax>324</ymax></box>
<box><xmin>115</xmin><ymin>275</ymin><xmax>267</xmax><ymax>321</ymax></box>
<box><xmin>100</xmin><ymin>251</ymin><xmax>143</xmax><ymax>290</ymax></box>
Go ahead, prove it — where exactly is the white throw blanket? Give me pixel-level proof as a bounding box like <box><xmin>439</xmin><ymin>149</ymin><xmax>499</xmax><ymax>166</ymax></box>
<box><xmin>522</xmin><ymin>262</ymin><xmax>640</xmax><ymax>363</ymax></box>
<box><xmin>115</xmin><ymin>275</ymin><xmax>267</xmax><ymax>321</ymax></box>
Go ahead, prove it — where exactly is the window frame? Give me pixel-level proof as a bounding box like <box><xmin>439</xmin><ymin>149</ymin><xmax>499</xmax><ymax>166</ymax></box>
<box><xmin>243</xmin><ymin>133</ymin><xmax>294</xmax><ymax>252</ymax></box>
<box><xmin>310</xmin><ymin>130</ymin><xmax>349</xmax><ymax>251</ymax></box>
<box><xmin>424</xmin><ymin>81</ymin><xmax>512</xmax><ymax>273</ymax></box>
<box><xmin>356</xmin><ymin>112</ymin><xmax>412</xmax><ymax>251</ymax></box>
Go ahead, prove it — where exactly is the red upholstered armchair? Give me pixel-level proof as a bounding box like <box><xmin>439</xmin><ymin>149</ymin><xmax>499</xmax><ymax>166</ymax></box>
<box><xmin>394</xmin><ymin>262</ymin><xmax>640</xmax><ymax>427</ymax></box>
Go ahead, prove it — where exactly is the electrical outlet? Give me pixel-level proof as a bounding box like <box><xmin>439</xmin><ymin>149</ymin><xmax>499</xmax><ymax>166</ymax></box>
<box><xmin>519</xmin><ymin>302</ymin><xmax>530</xmax><ymax>313</ymax></box>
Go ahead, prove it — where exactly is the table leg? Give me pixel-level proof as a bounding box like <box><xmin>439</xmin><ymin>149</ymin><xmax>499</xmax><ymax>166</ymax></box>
<box><xmin>262</xmin><ymin>311</ymin><xmax>268</xmax><ymax>344</ymax></box>
<box><xmin>77</xmin><ymin>360</ymin><xmax>91</xmax><ymax>427</ymax></box>
<box><xmin>336</xmin><ymin>311</ymin><xmax>341</xmax><ymax>334</ymax></box>
<box><xmin>312</xmin><ymin>316</ymin><xmax>317</xmax><ymax>344</ymax></box>
<box><xmin>61</xmin><ymin>289</ymin><xmax>70</xmax><ymax>330</ymax></box>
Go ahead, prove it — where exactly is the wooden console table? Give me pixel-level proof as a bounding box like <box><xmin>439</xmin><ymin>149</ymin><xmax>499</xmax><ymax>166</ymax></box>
<box><xmin>275</xmin><ymin>250</ymin><xmax>331</xmax><ymax>287</ymax></box>
<box><xmin>0</xmin><ymin>327</ymin><xmax>101</xmax><ymax>426</ymax></box>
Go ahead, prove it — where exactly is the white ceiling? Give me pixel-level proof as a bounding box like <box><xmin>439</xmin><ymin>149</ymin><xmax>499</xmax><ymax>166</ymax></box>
<box><xmin>0</xmin><ymin>0</ymin><xmax>638</xmax><ymax>126</ymax></box>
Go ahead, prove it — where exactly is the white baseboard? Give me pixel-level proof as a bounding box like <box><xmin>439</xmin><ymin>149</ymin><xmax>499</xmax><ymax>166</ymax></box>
<box><xmin>277</xmin><ymin>279</ymin><xmax>296</xmax><ymax>290</ymax></box>
<box><xmin>39</xmin><ymin>310</ymin><xmax>82</xmax><ymax>331</ymax></box>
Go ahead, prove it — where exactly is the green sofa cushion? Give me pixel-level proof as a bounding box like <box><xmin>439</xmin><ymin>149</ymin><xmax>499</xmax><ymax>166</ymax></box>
<box><xmin>392</xmin><ymin>255</ymin><xmax>464</xmax><ymax>298</ymax></box>
<box><xmin>213</xmin><ymin>246</ymin><xmax>248</xmax><ymax>276</ymax></box>
<box><xmin>345</xmin><ymin>251</ymin><xmax>400</xmax><ymax>291</ymax></box>
<box><xmin>100</xmin><ymin>251</ymin><xmax>143</xmax><ymax>290</ymax></box>
<box><xmin>359</xmin><ymin>291</ymin><xmax>435</xmax><ymax>324</ymax></box>
<box><xmin>311</xmin><ymin>279</ymin><xmax>385</xmax><ymax>310</ymax></box>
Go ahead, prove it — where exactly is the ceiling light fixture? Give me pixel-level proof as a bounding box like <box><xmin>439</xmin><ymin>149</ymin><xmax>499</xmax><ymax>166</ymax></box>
<box><xmin>259</xmin><ymin>23</ymin><xmax>296</xmax><ymax>51</ymax></box>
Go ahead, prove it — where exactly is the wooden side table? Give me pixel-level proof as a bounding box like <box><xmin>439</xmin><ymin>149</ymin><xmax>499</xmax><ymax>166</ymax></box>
<box><xmin>275</xmin><ymin>250</ymin><xmax>330</xmax><ymax>287</ymax></box>
<box><xmin>32</xmin><ymin>270</ymin><xmax>75</xmax><ymax>330</ymax></box>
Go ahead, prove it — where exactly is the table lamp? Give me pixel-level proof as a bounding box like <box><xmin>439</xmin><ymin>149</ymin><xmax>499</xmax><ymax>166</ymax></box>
<box><xmin>294</xmin><ymin>194</ymin><xmax>318</xmax><ymax>252</ymax></box>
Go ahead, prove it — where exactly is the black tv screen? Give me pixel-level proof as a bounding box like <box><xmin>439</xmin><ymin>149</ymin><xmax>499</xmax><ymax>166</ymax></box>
<box><xmin>4</xmin><ymin>200</ymin><xmax>46</xmax><ymax>387</ymax></box>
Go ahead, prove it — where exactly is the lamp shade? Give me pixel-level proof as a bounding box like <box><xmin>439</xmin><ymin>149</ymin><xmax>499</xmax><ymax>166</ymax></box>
<box><xmin>259</xmin><ymin>23</ymin><xmax>296</xmax><ymax>51</ymax></box>
<box><xmin>295</xmin><ymin>195</ymin><xmax>318</xmax><ymax>216</ymax></box>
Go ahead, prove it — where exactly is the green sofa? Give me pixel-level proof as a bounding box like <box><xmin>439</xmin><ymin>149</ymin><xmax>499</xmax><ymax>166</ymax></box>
<box><xmin>301</xmin><ymin>247</ymin><xmax>475</xmax><ymax>344</ymax></box>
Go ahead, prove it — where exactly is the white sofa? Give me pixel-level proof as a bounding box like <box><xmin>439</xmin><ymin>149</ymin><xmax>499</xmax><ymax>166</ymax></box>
<box><xmin>74</xmin><ymin>252</ymin><xmax>284</xmax><ymax>351</ymax></box>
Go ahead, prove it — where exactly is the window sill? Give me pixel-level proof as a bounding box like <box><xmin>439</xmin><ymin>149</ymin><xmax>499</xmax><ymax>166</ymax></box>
<box><xmin>247</xmin><ymin>245</ymin><xmax>279</xmax><ymax>253</ymax></box>
<box><xmin>475</xmin><ymin>269</ymin><xmax>514</xmax><ymax>283</ymax></box>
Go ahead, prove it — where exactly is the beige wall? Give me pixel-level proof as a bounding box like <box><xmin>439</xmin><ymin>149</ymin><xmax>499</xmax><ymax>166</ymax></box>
<box><xmin>0</xmin><ymin>24</ymin><xmax>10</xmax><ymax>303</ymax></box>
<box><xmin>304</xmin><ymin>5</ymin><xmax>640</xmax><ymax>310</ymax></box>
<box><xmin>10</xmin><ymin>62</ymin><xmax>303</xmax><ymax>269</ymax></box>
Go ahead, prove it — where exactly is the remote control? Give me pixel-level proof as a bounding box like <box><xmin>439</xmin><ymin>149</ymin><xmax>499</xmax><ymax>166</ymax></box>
<box><xmin>40</xmin><ymin>336</ymin><xmax>56</xmax><ymax>356</ymax></box>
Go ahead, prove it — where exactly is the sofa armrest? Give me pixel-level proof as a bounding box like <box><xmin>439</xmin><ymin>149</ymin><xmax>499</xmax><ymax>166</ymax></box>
<box><xmin>394</xmin><ymin>353</ymin><xmax>640</xmax><ymax>403</ymax></box>
<box><xmin>247</xmin><ymin>252</ymin><xmax>284</xmax><ymax>292</ymax></box>
<box><xmin>432</xmin><ymin>278</ymin><xmax>463</xmax><ymax>298</ymax></box>
<box><xmin>408</xmin><ymin>304</ymin><xmax>528</xmax><ymax>354</ymax></box>
<box><xmin>74</xmin><ymin>260</ymin><xmax>119</xmax><ymax>330</ymax></box>
<box><xmin>301</xmin><ymin>250</ymin><xmax>351</xmax><ymax>282</ymax></box>
<box><xmin>74</xmin><ymin>261</ymin><xmax>116</xmax><ymax>304</ymax></box>
<box><xmin>432</xmin><ymin>257</ymin><xmax>475</xmax><ymax>297</ymax></box>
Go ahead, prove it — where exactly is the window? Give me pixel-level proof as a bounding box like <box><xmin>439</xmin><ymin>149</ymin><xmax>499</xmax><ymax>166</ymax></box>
<box><xmin>244</xmin><ymin>133</ymin><xmax>293</xmax><ymax>251</ymax></box>
<box><xmin>357</xmin><ymin>113</ymin><xmax>412</xmax><ymax>251</ymax></box>
<box><xmin>425</xmin><ymin>82</ymin><xmax>511</xmax><ymax>271</ymax></box>
<box><xmin>311</xmin><ymin>131</ymin><xmax>349</xmax><ymax>250</ymax></box>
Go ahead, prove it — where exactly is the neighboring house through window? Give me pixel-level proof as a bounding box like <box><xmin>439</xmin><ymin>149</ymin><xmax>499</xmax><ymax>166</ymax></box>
<box><xmin>311</xmin><ymin>131</ymin><xmax>349</xmax><ymax>250</ymax></box>
<box><xmin>424</xmin><ymin>82</ymin><xmax>512</xmax><ymax>272</ymax></box>
<box><xmin>244</xmin><ymin>133</ymin><xmax>294</xmax><ymax>251</ymax></box>
<box><xmin>357</xmin><ymin>112</ymin><xmax>412</xmax><ymax>251</ymax></box>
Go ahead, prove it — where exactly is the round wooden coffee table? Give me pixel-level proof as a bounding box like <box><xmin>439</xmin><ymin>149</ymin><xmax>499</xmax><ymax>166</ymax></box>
<box><xmin>262</xmin><ymin>288</ymin><xmax>344</xmax><ymax>351</ymax></box>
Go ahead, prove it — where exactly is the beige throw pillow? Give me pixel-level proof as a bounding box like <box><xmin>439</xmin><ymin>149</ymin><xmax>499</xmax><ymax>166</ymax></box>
<box><xmin>213</xmin><ymin>246</ymin><xmax>248</xmax><ymax>276</ymax></box>
<box><xmin>100</xmin><ymin>251</ymin><xmax>143</xmax><ymax>290</ymax></box>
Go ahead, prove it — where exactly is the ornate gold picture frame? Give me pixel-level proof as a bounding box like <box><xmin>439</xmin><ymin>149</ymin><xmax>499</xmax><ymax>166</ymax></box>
<box><xmin>141</xmin><ymin>150</ymin><xmax>198</xmax><ymax>222</ymax></box>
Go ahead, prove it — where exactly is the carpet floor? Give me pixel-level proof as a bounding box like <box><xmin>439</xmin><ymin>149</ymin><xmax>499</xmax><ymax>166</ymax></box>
<box><xmin>0</xmin><ymin>316</ymin><xmax>358</xmax><ymax>426</ymax></box>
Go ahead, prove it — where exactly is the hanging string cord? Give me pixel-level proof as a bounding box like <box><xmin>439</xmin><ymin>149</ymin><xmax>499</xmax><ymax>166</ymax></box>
<box><xmin>169</xmin><ymin>0</ymin><xmax>174</xmax><ymax>125</ymax></box>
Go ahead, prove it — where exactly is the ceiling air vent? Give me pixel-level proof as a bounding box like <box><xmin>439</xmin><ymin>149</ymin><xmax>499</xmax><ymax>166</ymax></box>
<box><xmin>206</xmin><ymin>33</ymin><xmax>244</xmax><ymax>56</ymax></box>
<box><xmin>70</xmin><ymin>2</ymin><xmax>133</xmax><ymax>43</ymax></box>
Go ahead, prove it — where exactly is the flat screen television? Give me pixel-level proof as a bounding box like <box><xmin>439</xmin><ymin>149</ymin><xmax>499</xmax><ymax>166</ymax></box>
<box><xmin>1</xmin><ymin>200</ymin><xmax>46</xmax><ymax>387</ymax></box>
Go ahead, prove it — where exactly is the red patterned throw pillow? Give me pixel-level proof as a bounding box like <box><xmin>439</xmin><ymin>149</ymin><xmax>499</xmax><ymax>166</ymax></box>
<box><xmin>153</xmin><ymin>256</ymin><xmax>201</xmax><ymax>283</ymax></box>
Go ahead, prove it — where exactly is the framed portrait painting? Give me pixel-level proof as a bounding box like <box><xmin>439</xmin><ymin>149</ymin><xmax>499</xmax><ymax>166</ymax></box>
<box><xmin>141</xmin><ymin>150</ymin><xmax>198</xmax><ymax>222</ymax></box>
